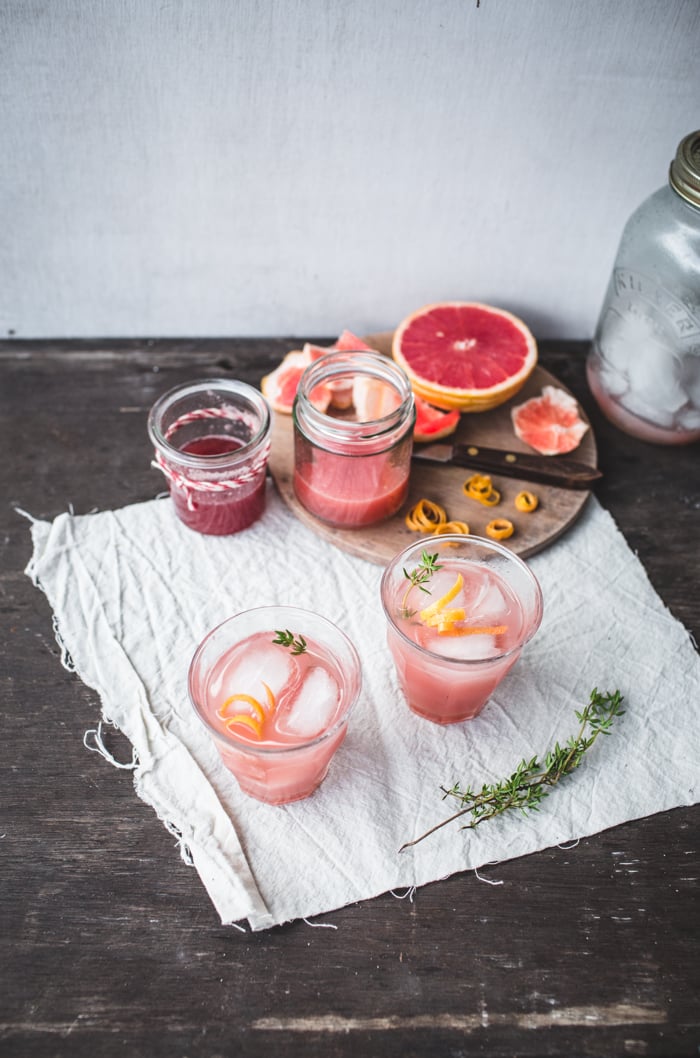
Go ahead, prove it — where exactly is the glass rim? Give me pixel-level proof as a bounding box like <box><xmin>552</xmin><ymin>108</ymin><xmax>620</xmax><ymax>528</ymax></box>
<box><xmin>148</xmin><ymin>378</ymin><xmax>272</xmax><ymax>471</ymax></box>
<box><xmin>188</xmin><ymin>605</ymin><xmax>362</xmax><ymax>757</ymax></box>
<box><xmin>380</xmin><ymin>533</ymin><xmax>544</xmax><ymax>665</ymax></box>
<box><xmin>293</xmin><ymin>350</ymin><xmax>415</xmax><ymax>448</ymax></box>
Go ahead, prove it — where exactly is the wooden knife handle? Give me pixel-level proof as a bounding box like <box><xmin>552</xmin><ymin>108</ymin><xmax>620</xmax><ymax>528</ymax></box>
<box><xmin>451</xmin><ymin>444</ymin><xmax>602</xmax><ymax>490</ymax></box>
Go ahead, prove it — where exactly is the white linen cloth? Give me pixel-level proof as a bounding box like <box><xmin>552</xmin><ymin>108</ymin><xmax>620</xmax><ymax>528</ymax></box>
<box><xmin>25</xmin><ymin>486</ymin><xmax>699</xmax><ymax>930</ymax></box>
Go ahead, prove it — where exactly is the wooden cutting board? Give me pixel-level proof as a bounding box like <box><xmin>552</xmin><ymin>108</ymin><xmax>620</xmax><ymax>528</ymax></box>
<box><xmin>267</xmin><ymin>331</ymin><xmax>598</xmax><ymax>564</ymax></box>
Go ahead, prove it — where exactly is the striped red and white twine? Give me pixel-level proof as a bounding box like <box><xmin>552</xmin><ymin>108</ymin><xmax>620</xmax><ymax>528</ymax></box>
<box><xmin>152</xmin><ymin>407</ymin><xmax>270</xmax><ymax>510</ymax></box>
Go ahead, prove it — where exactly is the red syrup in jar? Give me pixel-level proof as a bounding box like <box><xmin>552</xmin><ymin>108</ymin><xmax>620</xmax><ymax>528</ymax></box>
<box><xmin>171</xmin><ymin>434</ymin><xmax>267</xmax><ymax>536</ymax></box>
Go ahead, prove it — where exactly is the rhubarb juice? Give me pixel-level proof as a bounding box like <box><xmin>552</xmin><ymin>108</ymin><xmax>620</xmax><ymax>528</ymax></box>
<box><xmin>172</xmin><ymin>435</ymin><xmax>266</xmax><ymax>534</ymax></box>
<box><xmin>148</xmin><ymin>379</ymin><xmax>271</xmax><ymax>536</ymax></box>
<box><xmin>188</xmin><ymin>607</ymin><xmax>361</xmax><ymax>804</ymax></box>
<box><xmin>381</xmin><ymin>536</ymin><xmax>543</xmax><ymax>724</ymax></box>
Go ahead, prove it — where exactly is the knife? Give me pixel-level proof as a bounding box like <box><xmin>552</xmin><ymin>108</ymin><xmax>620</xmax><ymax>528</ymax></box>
<box><xmin>412</xmin><ymin>442</ymin><xmax>602</xmax><ymax>490</ymax></box>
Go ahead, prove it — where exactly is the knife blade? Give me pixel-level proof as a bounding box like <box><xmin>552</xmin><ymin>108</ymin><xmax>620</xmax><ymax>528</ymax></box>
<box><xmin>412</xmin><ymin>442</ymin><xmax>601</xmax><ymax>490</ymax></box>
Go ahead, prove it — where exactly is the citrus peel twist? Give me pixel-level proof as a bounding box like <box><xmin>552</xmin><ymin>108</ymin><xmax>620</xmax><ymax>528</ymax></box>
<box><xmin>485</xmin><ymin>518</ymin><xmax>515</xmax><ymax>541</ymax></box>
<box><xmin>514</xmin><ymin>490</ymin><xmax>539</xmax><ymax>513</ymax></box>
<box><xmin>216</xmin><ymin>681</ymin><xmax>277</xmax><ymax>741</ymax></box>
<box><xmin>463</xmin><ymin>474</ymin><xmax>501</xmax><ymax>507</ymax></box>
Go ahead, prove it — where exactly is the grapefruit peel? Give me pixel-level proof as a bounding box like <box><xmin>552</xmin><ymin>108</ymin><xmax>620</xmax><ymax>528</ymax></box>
<box><xmin>392</xmin><ymin>301</ymin><xmax>538</xmax><ymax>413</ymax></box>
<box><xmin>511</xmin><ymin>385</ymin><xmax>589</xmax><ymax>456</ymax></box>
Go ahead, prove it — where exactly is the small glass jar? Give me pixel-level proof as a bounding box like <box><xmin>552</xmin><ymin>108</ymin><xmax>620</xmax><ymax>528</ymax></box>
<box><xmin>148</xmin><ymin>379</ymin><xmax>271</xmax><ymax>535</ymax></box>
<box><xmin>587</xmin><ymin>129</ymin><xmax>700</xmax><ymax>444</ymax></box>
<box><xmin>293</xmin><ymin>350</ymin><xmax>415</xmax><ymax>528</ymax></box>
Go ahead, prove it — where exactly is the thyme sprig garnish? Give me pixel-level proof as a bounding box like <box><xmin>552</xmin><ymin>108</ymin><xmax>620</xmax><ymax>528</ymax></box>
<box><xmin>273</xmin><ymin>629</ymin><xmax>308</xmax><ymax>655</ymax></box>
<box><xmin>400</xmin><ymin>688</ymin><xmax>624</xmax><ymax>851</ymax></box>
<box><xmin>399</xmin><ymin>551</ymin><xmax>443</xmax><ymax>617</ymax></box>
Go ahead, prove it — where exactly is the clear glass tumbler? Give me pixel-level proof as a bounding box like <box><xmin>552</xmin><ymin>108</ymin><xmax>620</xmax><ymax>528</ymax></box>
<box><xmin>380</xmin><ymin>534</ymin><xmax>543</xmax><ymax>724</ymax></box>
<box><xmin>188</xmin><ymin>605</ymin><xmax>362</xmax><ymax>804</ymax></box>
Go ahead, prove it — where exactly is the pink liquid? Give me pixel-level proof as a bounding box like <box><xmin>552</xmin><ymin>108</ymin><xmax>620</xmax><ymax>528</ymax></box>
<box><xmin>293</xmin><ymin>449</ymin><xmax>410</xmax><ymax>527</ymax></box>
<box><xmin>387</xmin><ymin>560</ymin><xmax>528</xmax><ymax>723</ymax></box>
<box><xmin>171</xmin><ymin>435</ymin><xmax>266</xmax><ymax>535</ymax></box>
<box><xmin>202</xmin><ymin>631</ymin><xmax>349</xmax><ymax>804</ymax></box>
<box><xmin>587</xmin><ymin>359</ymin><xmax>700</xmax><ymax>445</ymax></box>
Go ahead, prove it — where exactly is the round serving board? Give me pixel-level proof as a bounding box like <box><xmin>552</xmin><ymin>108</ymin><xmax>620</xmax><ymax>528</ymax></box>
<box><xmin>267</xmin><ymin>331</ymin><xmax>597</xmax><ymax>565</ymax></box>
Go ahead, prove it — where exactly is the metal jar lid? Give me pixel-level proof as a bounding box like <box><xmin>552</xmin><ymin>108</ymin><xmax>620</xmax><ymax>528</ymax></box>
<box><xmin>669</xmin><ymin>129</ymin><xmax>700</xmax><ymax>208</ymax></box>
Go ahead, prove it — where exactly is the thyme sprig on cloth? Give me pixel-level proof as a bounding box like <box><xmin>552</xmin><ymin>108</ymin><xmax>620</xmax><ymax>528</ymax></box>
<box><xmin>400</xmin><ymin>688</ymin><xmax>624</xmax><ymax>851</ymax></box>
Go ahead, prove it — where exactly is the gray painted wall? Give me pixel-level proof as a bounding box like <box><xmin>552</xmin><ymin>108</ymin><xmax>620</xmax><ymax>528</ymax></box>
<box><xmin>1</xmin><ymin>0</ymin><xmax>698</xmax><ymax>340</ymax></box>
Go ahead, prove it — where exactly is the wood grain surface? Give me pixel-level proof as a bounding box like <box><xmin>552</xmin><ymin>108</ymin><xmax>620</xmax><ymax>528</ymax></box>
<box><xmin>1</xmin><ymin>338</ymin><xmax>698</xmax><ymax>1058</ymax></box>
<box><xmin>268</xmin><ymin>331</ymin><xmax>598</xmax><ymax>563</ymax></box>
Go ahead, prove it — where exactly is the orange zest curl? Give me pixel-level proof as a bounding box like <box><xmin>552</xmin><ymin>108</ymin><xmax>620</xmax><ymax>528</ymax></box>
<box><xmin>485</xmin><ymin>518</ymin><xmax>515</xmax><ymax>541</ymax></box>
<box><xmin>463</xmin><ymin>473</ymin><xmax>501</xmax><ymax>507</ymax></box>
<box><xmin>217</xmin><ymin>683</ymin><xmax>278</xmax><ymax>742</ymax></box>
<box><xmin>224</xmin><ymin>713</ymin><xmax>263</xmax><ymax>738</ymax></box>
<box><xmin>405</xmin><ymin>498</ymin><xmax>447</xmax><ymax>532</ymax></box>
<box><xmin>434</xmin><ymin>520</ymin><xmax>470</xmax><ymax>535</ymax></box>
<box><xmin>514</xmin><ymin>490</ymin><xmax>539</xmax><ymax>513</ymax></box>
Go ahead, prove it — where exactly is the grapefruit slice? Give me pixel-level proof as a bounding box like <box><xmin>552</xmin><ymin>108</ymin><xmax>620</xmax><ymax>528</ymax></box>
<box><xmin>413</xmin><ymin>395</ymin><xmax>460</xmax><ymax>442</ymax></box>
<box><xmin>511</xmin><ymin>385</ymin><xmax>589</xmax><ymax>455</ymax></box>
<box><xmin>261</xmin><ymin>331</ymin><xmax>376</xmax><ymax>413</ymax></box>
<box><xmin>392</xmin><ymin>302</ymin><xmax>537</xmax><ymax>412</ymax></box>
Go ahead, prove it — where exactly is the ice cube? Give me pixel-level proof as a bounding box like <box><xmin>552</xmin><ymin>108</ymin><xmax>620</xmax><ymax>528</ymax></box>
<box><xmin>676</xmin><ymin>404</ymin><xmax>700</xmax><ymax>430</ymax></box>
<box><xmin>680</xmin><ymin>355</ymin><xmax>700</xmax><ymax>406</ymax></box>
<box><xmin>598</xmin><ymin>307</ymin><xmax>637</xmax><ymax>373</ymax></box>
<box><xmin>433</xmin><ymin>633</ymin><xmax>499</xmax><ymax>661</ymax></box>
<box><xmin>217</xmin><ymin>642</ymin><xmax>297</xmax><ymax>704</ymax></box>
<box><xmin>277</xmin><ymin>666</ymin><xmax>340</xmax><ymax>738</ymax></box>
<box><xmin>471</xmin><ymin>581</ymin><xmax>509</xmax><ymax>625</ymax></box>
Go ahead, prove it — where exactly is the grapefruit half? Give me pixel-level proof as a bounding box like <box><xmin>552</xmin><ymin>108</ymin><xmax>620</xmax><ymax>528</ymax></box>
<box><xmin>511</xmin><ymin>385</ymin><xmax>589</xmax><ymax>455</ymax></box>
<box><xmin>392</xmin><ymin>302</ymin><xmax>538</xmax><ymax>412</ymax></box>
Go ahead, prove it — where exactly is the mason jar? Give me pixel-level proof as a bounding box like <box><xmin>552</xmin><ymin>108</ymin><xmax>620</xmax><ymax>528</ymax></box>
<box><xmin>148</xmin><ymin>378</ymin><xmax>272</xmax><ymax>535</ymax></box>
<box><xmin>293</xmin><ymin>350</ymin><xmax>415</xmax><ymax>528</ymax></box>
<box><xmin>587</xmin><ymin>129</ymin><xmax>700</xmax><ymax>444</ymax></box>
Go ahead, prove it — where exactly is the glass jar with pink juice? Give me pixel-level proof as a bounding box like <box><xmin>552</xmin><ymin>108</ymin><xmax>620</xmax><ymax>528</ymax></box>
<box><xmin>188</xmin><ymin>606</ymin><xmax>362</xmax><ymax>804</ymax></box>
<box><xmin>148</xmin><ymin>379</ymin><xmax>271</xmax><ymax>535</ymax></box>
<box><xmin>380</xmin><ymin>535</ymin><xmax>543</xmax><ymax>724</ymax></box>
<box><xmin>293</xmin><ymin>350</ymin><xmax>415</xmax><ymax>528</ymax></box>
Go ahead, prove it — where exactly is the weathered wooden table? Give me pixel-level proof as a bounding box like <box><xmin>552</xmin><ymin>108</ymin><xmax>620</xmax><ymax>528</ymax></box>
<box><xmin>1</xmin><ymin>339</ymin><xmax>698</xmax><ymax>1058</ymax></box>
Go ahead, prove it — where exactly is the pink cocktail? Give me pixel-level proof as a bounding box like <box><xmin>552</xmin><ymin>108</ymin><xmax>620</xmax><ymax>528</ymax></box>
<box><xmin>188</xmin><ymin>606</ymin><xmax>361</xmax><ymax>804</ymax></box>
<box><xmin>293</xmin><ymin>350</ymin><xmax>415</xmax><ymax>528</ymax></box>
<box><xmin>380</xmin><ymin>535</ymin><xmax>543</xmax><ymax>724</ymax></box>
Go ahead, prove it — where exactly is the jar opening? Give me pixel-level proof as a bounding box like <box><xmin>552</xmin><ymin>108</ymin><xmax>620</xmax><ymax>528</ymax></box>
<box><xmin>148</xmin><ymin>379</ymin><xmax>271</xmax><ymax>470</ymax></box>
<box><xmin>294</xmin><ymin>350</ymin><xmax>415</xmax><ymax>450</ymax></box>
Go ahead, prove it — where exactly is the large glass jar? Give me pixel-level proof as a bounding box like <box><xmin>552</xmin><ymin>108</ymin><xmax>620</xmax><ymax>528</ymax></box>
<box><xmin>587</xmin><ymin>130</ymin><xmax>700</xmax><ymax>444</ymax></box>
<box><xmin>293</xmin><ymin>350</ymin><xmax>415</xmax><ymax>528</ymax></box>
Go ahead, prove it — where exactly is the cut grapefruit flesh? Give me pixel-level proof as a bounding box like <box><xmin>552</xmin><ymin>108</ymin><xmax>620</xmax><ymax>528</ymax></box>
<box><xmin>261</xmin><ymin>331</ymin><xmax>376</xmax><ymax>414</ymax></box>
<box><xmin>413</xmin><ymin>395</ymin><xmax>460</xmax><ymax>442</ymax></box>
<box><xmin>392</xmin><ymin>302</ymin><xmax>538</xmax><ymax>412</ymax></box>
<box><xmin>511</xmin><ymin>385</ymin><xmax>589</xmax><ymax>455</ymax></box>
